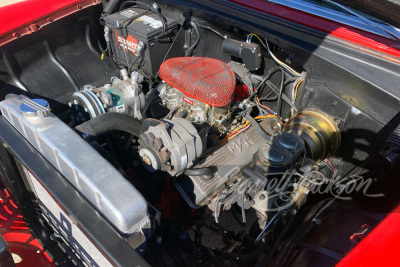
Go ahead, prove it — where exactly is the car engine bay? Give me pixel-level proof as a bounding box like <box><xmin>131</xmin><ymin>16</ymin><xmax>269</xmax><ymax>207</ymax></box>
<box><xmin>0</xmin><ymin>1</ymin><xmax>399</xmax><ymax>266</ymax></box>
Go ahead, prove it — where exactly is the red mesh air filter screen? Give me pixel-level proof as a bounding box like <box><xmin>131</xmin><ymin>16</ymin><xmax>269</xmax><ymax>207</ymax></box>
<box><xmin>159</xmin><ymin>57</ymin><xmax>236</xmax><ymax>107</ymax></box>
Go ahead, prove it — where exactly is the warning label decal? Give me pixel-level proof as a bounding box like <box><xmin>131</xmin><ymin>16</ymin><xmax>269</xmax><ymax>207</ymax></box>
<box><xmin>114</xmin><ymin>30</ymin><xmax>139</xmax><ymax>55</ymax></box>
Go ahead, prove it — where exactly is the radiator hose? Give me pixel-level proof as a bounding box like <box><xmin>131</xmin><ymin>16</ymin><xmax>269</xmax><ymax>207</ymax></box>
<box><xmin>103</xmin><ymin>0</ymin><xmax>120</xmax><ymax>15</ymax></box>
<box><xmin>75</xmin><ymin>112</ymin><xmax>142</xmax><ymax>137</ymax></box>
<box><xmin>184</xmin><ymin>167</ymin><xmax>212</xmax><ymax>177</ymax></box>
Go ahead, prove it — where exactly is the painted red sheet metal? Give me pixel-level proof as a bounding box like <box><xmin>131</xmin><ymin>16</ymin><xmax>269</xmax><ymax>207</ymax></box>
<box><xmin>228</xmin><ymin>0</ymin><xmax>400</xmax><ymax>60</ymax></box>
<box><xmin>0</xmin><ymin>0</ymin><xmax>100</xmax><ymax>46</ymax></box>
<box><xmin>336</xmin><ymin>205</ymin><xmax>400</xmax><ymax>266</ymax></box>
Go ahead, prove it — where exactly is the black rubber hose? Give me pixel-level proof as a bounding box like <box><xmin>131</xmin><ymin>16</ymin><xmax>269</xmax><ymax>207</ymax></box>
<box><xmin>276</xmin><ymin>67</ymin><xmax>285</xmax><ymax>119</ymax></box>
<box><xmin>164</xmin><ymin>107</ymin><xmax>179</xmax><ymax>119</ymax></box>
<box><xmin>119</xmin><ymin>1</ymin><xmax>167</xmax><ymax>34</ymax></box>
<box><xmin>75</xmin><ymin>113</ymin><xmax>142</xmax><ymax>137</ymax></box>
<box><xmin>106</xmin><ymin>41</ymin><xmax>121</xmax><ymax>69</ymax></box>
<box><xmin>185</xmin><ymin>167</ymin><xmax>212</xmax><ymax>177</ymax></box>
<box><xmin>257</xmin><ymin>212</ymin><xmax>297</xmax><ymax>266</ymax></box>
<box><xmin>128</xmin><ymin>55</ymin><xmax>141</xmax><ymax>72</ymax></box>
<box><xmin>103</xmin><ymin>0</ymin><xmax>119</xmax><ymax>15</ymax></box>
<box><xmin>254</xmin><ymin>67</ymin><xmax>282</xmax><ymax>93</ymax></box>
<box><xmin>268</xmin><ymin>198</ymin><xmax>336</xmax><ymax>267</ymax></box>
<box><xmin>187</xmin><ymin>22</ymin><xmax>201</xmax><ymax>56</ymax></box>
<box><xmin>177</xmin><ymin>109</ymin><xmax>188</xmax><ymax>118</ymax></box>
<box><xmin>242</xmin><ymin>166</ymin><xmax>267</xmax><ymax>180</ymax></box>
<box><xmin>141</xmin><ymin>88</ymin><xmax>158</xmax><ymax>118</ymax></box>
<box><xmin>253</xmin><ymin>72</ymin><xmax>298</xmax><ymax>112</ymax></box>
<box><xmin>387</xmin><ymin>124</ymin><xmax>400</xmax><ymax>149</ymax></box>
<box><xmin>245</xmin><ymin>114</ymin><xmax>272</xmax><ymax>142</ymax></box>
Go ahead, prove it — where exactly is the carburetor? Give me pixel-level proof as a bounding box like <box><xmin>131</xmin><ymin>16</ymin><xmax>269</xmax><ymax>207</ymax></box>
<box><xmin>158</xmin><ymin>83</ymin><xmax>209</xmax><ymax>123</ymax></box>
<box><xmin>156</xmin><ymin>57</ymin><xmax>237</xmax><ymax>131</ymax></box>
<box><xmin>157</xmin><ymin>82</ymin><xmax>232</xmax><ymax>130</ymax></box>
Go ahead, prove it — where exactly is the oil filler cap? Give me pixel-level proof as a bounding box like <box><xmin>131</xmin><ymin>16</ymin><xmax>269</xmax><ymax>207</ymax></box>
<box><xmin>20</xmin><ymin>98</ymin><xmax>50</xmax><ymax>119</ymax></box>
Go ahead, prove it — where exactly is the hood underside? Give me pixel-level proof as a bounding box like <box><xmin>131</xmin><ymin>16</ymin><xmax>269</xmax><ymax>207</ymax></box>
<box><xmin>331</xmin><ymin>0</ymin><xmax>400</xmax><ymax>28</ymax></box>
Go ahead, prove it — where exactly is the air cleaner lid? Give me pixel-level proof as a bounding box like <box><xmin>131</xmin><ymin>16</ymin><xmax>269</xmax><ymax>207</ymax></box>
<box><xmin>159</xmin><ymin>57</ymin><xmax>236</xmax><ymax>107</ymax></box>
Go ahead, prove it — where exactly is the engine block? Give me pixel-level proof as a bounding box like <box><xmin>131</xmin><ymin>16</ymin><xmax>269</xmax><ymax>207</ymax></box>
<box><xmin>174</xmin><ymin>120</ymin><xmax>304</xmax><ymax>207</ymax></box>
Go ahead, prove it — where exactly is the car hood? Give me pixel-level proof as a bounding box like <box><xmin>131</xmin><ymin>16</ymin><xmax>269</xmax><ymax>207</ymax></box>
<box><xmin>329</xmin><ymin>0</ymin><xmax>400</xmax><ymax>28</ymax></box>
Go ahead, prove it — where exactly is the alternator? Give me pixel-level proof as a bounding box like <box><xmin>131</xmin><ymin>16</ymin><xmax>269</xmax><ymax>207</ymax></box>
<box><xmin>138</xmin><ymin>118</ymin><xmax>204</xmax><ymax>176</ymax></box>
